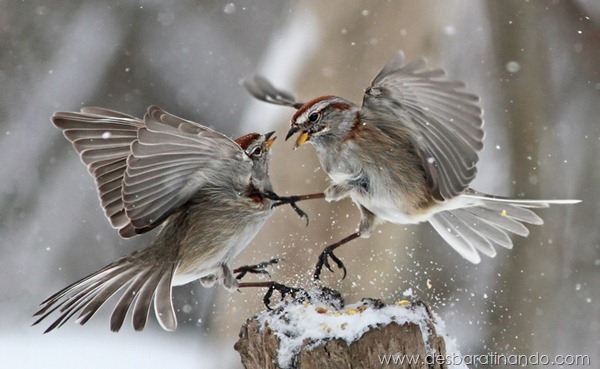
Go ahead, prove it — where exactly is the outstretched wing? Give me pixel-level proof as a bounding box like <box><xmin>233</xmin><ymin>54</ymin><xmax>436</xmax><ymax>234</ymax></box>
<box><xmin>244</xmin><ymin>75</ymin><xmax>304</xmax><ymax>109</ymax></box>
<box><xmin>122</xmin><ymin>106</ymin><xmax>249</xmax><ymax>234</ymax></box>
<box><xmin>362</xmin><ymin>51</ymin><xmax>484</xmax><ymax>201</ymax></box>
<box><xmin>52</xmin><ymin>108</ymin><xmax>144</xmax><ymax>237</ymax></box>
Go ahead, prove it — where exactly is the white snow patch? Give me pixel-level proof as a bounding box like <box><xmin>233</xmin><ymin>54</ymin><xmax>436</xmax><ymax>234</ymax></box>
<box><xmin>255</xmin><ymin>297</ymin><xmax>465</xmax><ymax>369</ymax></box>
<box><xmin>1</xmin><ymin>328</ymin><xmax>232</xmax><ymax>369</ymax></box>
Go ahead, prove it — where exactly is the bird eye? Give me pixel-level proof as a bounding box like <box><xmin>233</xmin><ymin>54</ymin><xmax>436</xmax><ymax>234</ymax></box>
<box><xmin>308</xmin><ymin>112</ymin><xmax>319</xmax><ymax>122</ymax></box>
<box><xmin>251</xmin><ymin>147</ymin><xmax>262</xmax><ymax>156</ymax></box>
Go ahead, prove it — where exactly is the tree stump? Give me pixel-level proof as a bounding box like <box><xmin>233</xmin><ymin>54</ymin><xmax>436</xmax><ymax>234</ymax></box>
<box><xmin>235</xmin><ymin>289</ymin><xmax>454</xmax><ymax>369</ymax></box>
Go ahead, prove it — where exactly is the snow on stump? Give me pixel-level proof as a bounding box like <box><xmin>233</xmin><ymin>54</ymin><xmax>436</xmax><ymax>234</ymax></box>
<box><xmin>235</xmin><ymin>288</ymin><xmax>458</xmax><ymax>369</ymax></box>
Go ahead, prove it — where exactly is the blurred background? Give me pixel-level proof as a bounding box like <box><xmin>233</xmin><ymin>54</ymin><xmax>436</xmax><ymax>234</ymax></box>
<box><xmin>1</xmin><ymin>1</ymin><xmax>598</xmax><ymax>368</ymax></box>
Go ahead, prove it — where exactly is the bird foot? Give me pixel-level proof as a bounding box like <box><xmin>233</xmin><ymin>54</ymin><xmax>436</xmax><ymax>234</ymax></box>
<box><xmin>234</xmin><ymin>258</ymin><xmax>282</xmax><ymax>280</ymax></box>
<box><xmin>264</xmin><ymin>192</ymin><xmax>310</xmax><ymax>225</ymax></box>
<box><xmin>314</xmin><ymin>246</ymin><xmax>347</xmax><ymax>281</ymax></box>
<box><xmin>263</xmin><ymin>283</ymin><xmax>309</xmax><ymax>310</ymax></box>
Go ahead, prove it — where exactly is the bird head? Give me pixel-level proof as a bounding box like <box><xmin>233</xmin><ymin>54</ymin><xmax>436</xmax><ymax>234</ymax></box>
<box><xmin>286</xmin><ymin>96</ymin><xmax>356</xmax><ymax>149</ymax></box>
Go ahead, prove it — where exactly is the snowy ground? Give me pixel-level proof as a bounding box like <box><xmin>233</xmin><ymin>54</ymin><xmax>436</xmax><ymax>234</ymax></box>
<box><xmin>1</xmin><ymin>327</ymin><xmax>239</xmax><ymax>369</ymax></box>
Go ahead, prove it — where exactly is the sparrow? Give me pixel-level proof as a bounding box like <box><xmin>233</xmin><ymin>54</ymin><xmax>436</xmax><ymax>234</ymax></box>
<box><xmin>34</xmin><ymin>105</ymin><xmax>299</xmax><ymax>332</ymax></box>
<box><xmin>245</xmin><ymin>51</ymin><xmax>580</xmax><ymax>279</ymax></box>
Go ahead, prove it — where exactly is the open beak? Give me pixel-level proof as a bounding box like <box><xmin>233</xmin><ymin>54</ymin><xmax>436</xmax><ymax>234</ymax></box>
<box><xmin>285</xmin><ymin>125</ymin><xmax>309</xmax><ymax>149</ymax></box>
<box><xmin>285</xmin><ymin>125</ymin><xmax>300</xmax><ymax>141</ymax></box>
<box><xmin>294</xmin><ymin>132</ymin><xmax>309</xmax><ymax>148</ymax></box>
<box><xmin>265</xmin><ymin>131</ymin><xmax>276</xmax><ymax>150</ymax></box>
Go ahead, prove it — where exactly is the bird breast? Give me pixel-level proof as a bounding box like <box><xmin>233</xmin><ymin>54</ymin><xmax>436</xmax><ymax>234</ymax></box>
<box><xmin>324</xmin><ymin>148</ymin><xmax>435</xmax><ymax>224</ymax></box>
<box><xmin>168</xmin><ymin>190</ymin><xmax>273</xmax><ymax>286</ymax></box>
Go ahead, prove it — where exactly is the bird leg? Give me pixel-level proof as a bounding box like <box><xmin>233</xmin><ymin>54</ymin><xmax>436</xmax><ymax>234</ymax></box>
<box><xmin>314</xmin><ymin>231</ymin><xmax>362</xmax><ymax>280</ymax></box>
<box><xmin>270</xmin><ymin>192</ymin><xmax>326</xmax><ymax>205</ymax></box>
<box><xmin>263</xmin><ymin>191</ymin><xmax>326</xmax><ymax>225</ymax></box>
<box><xmin>237</xmin><ymin>281</ymin><xmax>308</xmax><ymax>310</ymax></box>
<box><xmin>233</xmin><ymin>258</ymin><xmax>282</xmax><ymax>280</ymax></box>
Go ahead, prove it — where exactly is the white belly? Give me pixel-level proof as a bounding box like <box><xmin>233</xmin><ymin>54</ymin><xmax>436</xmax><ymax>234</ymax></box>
<box><xmin>326</xmin><ymin>165</ymin><xmax>477</xmax><ymax>225</ymax></box>
<box><xmin>351</xmin><ymin>192</ymin><xmax>424</xmax><ymax>224</ymax></box>
<box><xmin>352</xmin><ymin>191</ymin><xmax>476</xmax><ymax>225</ymax></box>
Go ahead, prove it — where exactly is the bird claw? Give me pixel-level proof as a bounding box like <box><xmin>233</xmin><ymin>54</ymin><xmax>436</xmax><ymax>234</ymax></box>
<box><xmin>234</xmin><ymin>258</ymin><xmax>282</xmax><ymax>280</ymax></box>
<box><xmin>287</xmin><ymin>202</ymin><xmax>309</xmax><ymax>226</ymax></box>
<box><xmin>314</xmin><ymin>247</ymin><xmax>347</xmax><ymax>281</ymax></box>
<box><xmin>266</xmin><ymin>193</ymin><xmax>310</xmax><ymax>226</ymax></box>
<box><xmin>263</xmin><ymin>283</ymin><xmax>308</xmax><ymax>310</ymax></box>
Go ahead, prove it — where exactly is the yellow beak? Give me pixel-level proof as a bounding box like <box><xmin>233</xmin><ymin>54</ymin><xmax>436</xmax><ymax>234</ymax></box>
<box><xmin>295</xmin><ymin>131</ymin><xmax>310</xmax><ymax>148</ymax></box>
<box><xmin>266</xmin><ymin>136</ymin><xmax>276</xmax><ymax>150</ymax></box>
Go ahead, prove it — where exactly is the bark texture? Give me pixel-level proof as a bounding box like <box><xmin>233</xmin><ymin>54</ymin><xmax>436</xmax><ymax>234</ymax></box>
<box><xmin>235</xmin><ymin>300</ymin><xmax>447</xmax><ymax>369</ymax></box>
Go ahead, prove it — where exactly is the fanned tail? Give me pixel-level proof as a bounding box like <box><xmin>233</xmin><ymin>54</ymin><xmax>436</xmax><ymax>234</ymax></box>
<box><xmin>429</xmin><ymin>193</ymin><xmax>580</xmax><ymax>263</ymax></box>
<box><xmin>33</xmin><ymin>251</ymin><xmax>177</xmax><ymax>333</ymax></box>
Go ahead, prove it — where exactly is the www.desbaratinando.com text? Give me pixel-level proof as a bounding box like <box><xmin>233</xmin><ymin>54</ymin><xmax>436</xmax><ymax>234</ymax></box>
<box><xmin>378</xmin><ymin>352</ymin><xmax>590</xmax><ymax>366</ymax></box>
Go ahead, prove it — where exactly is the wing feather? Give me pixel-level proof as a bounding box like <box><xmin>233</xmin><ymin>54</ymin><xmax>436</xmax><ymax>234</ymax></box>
<box><xmin>52</xmin><ymin>110</ymin><xmax>143</xmax><ymax>234</ymax></box>
<box><xmin>363</xmin><ymin>51</ymin><xmax>484</xmax><ymax>201</ymax></box>
<box><xmin>243</xmin><ymin>75</ymin><xmax>304</xmax><ymax>108</ymax></box>
<box><xmin>53</xmin><ymin>105</ymin><xmax>248</xmax><ymax>237</ymax></box>
<box><xmin>121</xmin><ymin>106</ymin><xmax>248</xmax><ymax>234</ymax></box>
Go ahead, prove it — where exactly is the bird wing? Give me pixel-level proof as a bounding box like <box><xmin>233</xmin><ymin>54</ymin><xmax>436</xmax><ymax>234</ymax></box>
<box><xmin>52</xmin><ymin>108</ymin><xmax>144</xmax><ymax>237</ymax></box>
<box><xmin>244</xmin><ymin>75</ymin><xmax>304</xmax><ymax>109</ymax></box>
<box><xmin>122</xmin><ymin>106</ymin><xmax>249</xmax><ymax>235</ymax></box>
<box><xmin>361</xmin><ymin>51</ymin><xmax>484</xmax><ymax>201</ymax></box>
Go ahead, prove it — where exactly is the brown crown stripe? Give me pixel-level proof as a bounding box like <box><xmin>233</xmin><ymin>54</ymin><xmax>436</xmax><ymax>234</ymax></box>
<box><xmin>292</xmin><ymin>95</ymin><xmax>335</xmax><ymax>122</ymax></box>
<box><xmin>235</xmin><ymin>133</ymin><xmax>261</xmax><ymax>149</ymax></box>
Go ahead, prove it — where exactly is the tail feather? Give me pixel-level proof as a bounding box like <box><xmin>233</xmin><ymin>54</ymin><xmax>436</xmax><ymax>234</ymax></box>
<box><xmin>49</xmin><ymin>284</ymin><xmax>109</xmax><ymax>331</ymax></box>
<box><xmin>131</xmin><ymin>271</ymin><xmax>162</xmax><ymax>331</ymax></box>
<box><xmin>452</xmin><ymin>209</ymin><xmax>512</xmax><ymax>248</ymax></box>
<box><xmin>154</xmin><ymin>266</ymin><xmax>177</xmax><ymax>331</ymax></box>
<box><xmin>35</xmin><ymin>282</ymin><xmax>106</xmax><ymax>333</ymax></box>
<box><xmin>36</xmin><ymin>263</ymin><xmax>123</xmax><ymax>308</ymax></box>
<box><xmin>429</xmin><ymin>212</ymin><xmax>483</xmax><ymax>264</ymax></box>
<box><xmin>480</xmin><ymin>202</ymin><xmax>544</xmax><ymax>224</ymax></box>
<box><xmin>33</xmin><ymin>264</ymin><xmax>126</xmax><ymax>327</ymax></box>
<box><xmin>33</xmin><ymin>254</ymin><xmax>176</xmax><ymax>333</ymax></box>
<box><xmin>446</xmin><ymin>212</ymin><xmax>497</xmax><ymax>258</ymax></box>
<box><xmin>76</xmin><ymin>269</ymin><xmax>139</xmax><ymax>326</ymax></box>
<box><xmin>430</xmin><ymin>194</ymin><xmax>579</xmax><ymax>263</ymax></box>
<box><xmin>462</xmin><ymin>192</ymin><xmax>580</xmax><ymax>206</ymax></box>
<box><xmin>109</xmin><ymin>270</ymin><xmax>154</xmax><ymax>332</ymax></box>
<box><xmin>465</xmin><ymin>206</ymin><xmax>530</xmax><ymax>236</ymax></box>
